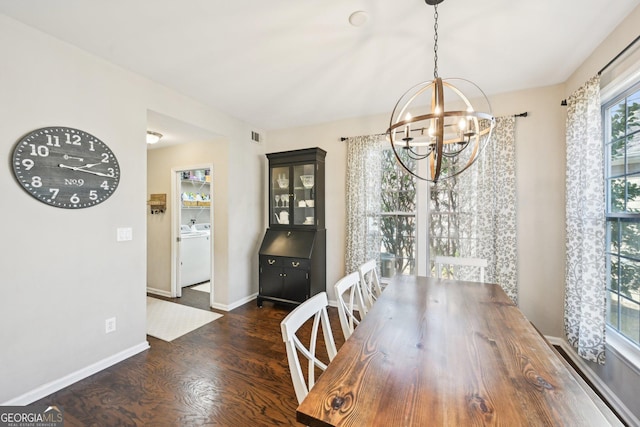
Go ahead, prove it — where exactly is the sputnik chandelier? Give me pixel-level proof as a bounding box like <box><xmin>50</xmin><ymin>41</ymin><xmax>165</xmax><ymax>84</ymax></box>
<box><xmin>387</xmin><ymin>0</ymin><xmax>495</xmax><ymax>183</ymax></box>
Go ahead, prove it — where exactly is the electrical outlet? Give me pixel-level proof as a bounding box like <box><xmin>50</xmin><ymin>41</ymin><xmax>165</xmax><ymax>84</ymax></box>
<box><xmin>116</xmin><ymin>227</ymin><xmax>133</xmax><ymax>242</ymax></box>
<box><xmin>105</xmin><ymin>317</ymin><xmax>116</xmax><ymax>334</ymax></box>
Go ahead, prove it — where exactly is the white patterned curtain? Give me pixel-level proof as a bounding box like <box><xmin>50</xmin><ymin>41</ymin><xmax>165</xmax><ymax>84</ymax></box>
<box><xmin>564</xmin><ymin>75</ymin><xmax>606</xmax><ymax>364</ymax></box>
<box><xmin>345</xmin><ymin>135</ymin><xmax>384</xmax><ymax>274</ymax></box>
<box><xmin>431</xmin><ymin>116</ymin><xmax>518</xmax><ymax>303</ymax></box>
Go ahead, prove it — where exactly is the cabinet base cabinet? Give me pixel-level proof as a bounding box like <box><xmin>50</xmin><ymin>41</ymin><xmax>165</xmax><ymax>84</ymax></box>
<box><xmin>259</xmin><ymin>263</ymin><xmax>284</xmax><ymax>299</ymax></box>
<box><xmin>257</xmin><ymin>257</ymin><xmax>313</xmax><ymax>307</ymax></box>
<box><xmin>281</xmin><ymin>266</ymin><xmax>310</xmax><ymax>302</ymax></box>
<box><xmin>257</xmin><ymin>230</ymin><xmax>326</xmax><ymax>308</ymax></box>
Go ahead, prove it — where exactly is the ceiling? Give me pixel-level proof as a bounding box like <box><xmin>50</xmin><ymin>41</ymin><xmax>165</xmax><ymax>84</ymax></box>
<box><xmin>0</xmin><ymin>1</ymin><xmax>637</xmax><ymax>132</ymax></box>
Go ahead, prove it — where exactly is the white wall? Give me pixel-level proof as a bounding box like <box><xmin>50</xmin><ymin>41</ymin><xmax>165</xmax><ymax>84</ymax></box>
<box><xmin>147</xmin><ymin>138</ymin><xmax>230</xmax><ymax>302</ymax></box>
<box><xmin>491</xmin><ymin>85</ymin><xmax>567</xmax><ymax>337</ymax></box>
<box><xmin>0</xmin><ymin>14</ymin><xmax>262</xmax><ymax>403</ymax></box>
<box><xmin>146</xmin><ymin>135</ymin><xmax>266</xmax><ymax>309</ymax></box>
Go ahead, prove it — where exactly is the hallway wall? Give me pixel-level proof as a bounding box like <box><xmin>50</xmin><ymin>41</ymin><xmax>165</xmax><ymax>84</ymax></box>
<box><xmin>0</xmin><ymin>14</ymin><xmax>263</xmax><ymax>403</ymax></box>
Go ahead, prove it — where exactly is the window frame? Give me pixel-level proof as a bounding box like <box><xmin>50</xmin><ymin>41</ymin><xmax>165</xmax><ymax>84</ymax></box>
<box><xmin>602</xmin><ymin>70</ymin><xmax>640</xmax><ymax>361</ymax></box>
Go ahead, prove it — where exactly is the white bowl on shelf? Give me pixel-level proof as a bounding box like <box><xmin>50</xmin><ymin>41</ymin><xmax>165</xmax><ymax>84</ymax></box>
<box><xmin>300</xmin><ymin>175</ymin><xmax>314</xmax><ymax>189</ymax></box>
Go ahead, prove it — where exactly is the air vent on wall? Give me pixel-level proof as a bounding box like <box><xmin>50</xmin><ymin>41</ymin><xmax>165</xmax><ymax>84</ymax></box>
<box><xmin>251</xmin><ymin>131</ymin><xmax>261</xmax><ymax>143</ymax></box>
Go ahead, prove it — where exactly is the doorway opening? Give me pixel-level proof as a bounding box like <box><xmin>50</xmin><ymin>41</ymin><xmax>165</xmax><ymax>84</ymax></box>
<box><xmin>172</xmin><ymin>165</ymin><xmax>215</xmax><ymax>308</ymax></box>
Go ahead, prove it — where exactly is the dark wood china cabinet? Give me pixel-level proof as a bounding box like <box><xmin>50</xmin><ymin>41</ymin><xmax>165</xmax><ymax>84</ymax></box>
<box><xmin>258</xmin><ymin>148</ymin><xmax>326</xmax><ymax>307</ymax></box>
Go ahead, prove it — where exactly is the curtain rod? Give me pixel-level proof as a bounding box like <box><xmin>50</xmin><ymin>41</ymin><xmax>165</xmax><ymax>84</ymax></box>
<box><xmin>560</xmin><ymin>34</ymin><xmax>640</xmax><ymax>106</ymax></box>
<box><xmin>598</xmin><ymin>34</ymin><xmax>640</xmax><ymax>76</ymax></box>
<box><xmin>339</xmin><ymin>112</ymin><xmax>528</xmax><ymax>141</ymax></box>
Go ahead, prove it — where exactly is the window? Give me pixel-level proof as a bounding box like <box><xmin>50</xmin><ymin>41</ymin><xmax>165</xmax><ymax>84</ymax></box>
<box><xmin>377</xmin><ymin>148</ymin><xmax>477</xmax><ymax>280</ymax></box>
<box><xmin>604</xmin><ymin>81</ymin><xmax>640</xmax><ymax>347</ymax></box>
<box><xmin>379</xmin><ymin>149</ymin><xmax>417</xmax><ymax>278</ymax></box>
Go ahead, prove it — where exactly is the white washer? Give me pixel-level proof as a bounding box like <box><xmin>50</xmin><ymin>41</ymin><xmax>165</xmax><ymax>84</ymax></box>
<box><xmin>192</xmin><ymin>223</ymin><xmax>211</xmax><ymax>235</ymax></box>
<box><xmin>180</xmin><ymin>230</ymin><xmax>211</xmax><ymax>287</ymax></box>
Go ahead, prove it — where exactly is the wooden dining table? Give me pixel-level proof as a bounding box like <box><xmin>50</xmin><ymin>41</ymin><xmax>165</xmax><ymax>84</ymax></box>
<box><xmin>296</xmin><ymin>275</ymin><xmax>621</xmax><ymax>426</ymax></box>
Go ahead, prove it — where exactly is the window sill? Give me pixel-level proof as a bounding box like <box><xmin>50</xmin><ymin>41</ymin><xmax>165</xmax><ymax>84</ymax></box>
<box><xmin>606</xmin><ymin>326</ymin><xmax>640</xmax><ymax>375</ymax></box>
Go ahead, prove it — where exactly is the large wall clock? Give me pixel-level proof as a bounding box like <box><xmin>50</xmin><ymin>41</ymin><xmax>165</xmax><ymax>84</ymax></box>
<box><xmin>11</xmin><ymin>126</ymin><xmax>120</xmax><ymax>209</ymax></box>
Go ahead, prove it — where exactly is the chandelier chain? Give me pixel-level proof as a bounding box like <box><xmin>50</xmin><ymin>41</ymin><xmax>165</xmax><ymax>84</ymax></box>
<box><xmin>433</xmin><ymin>3</ymin><xmax>439</xmax><ymax>79</ymax></box>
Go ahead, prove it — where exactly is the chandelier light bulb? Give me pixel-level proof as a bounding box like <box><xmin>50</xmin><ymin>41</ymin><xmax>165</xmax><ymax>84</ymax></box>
<box><xmin>404</xmin><ymin>113</ymin><xmax>413</xmax><ymax>140</ymax></box>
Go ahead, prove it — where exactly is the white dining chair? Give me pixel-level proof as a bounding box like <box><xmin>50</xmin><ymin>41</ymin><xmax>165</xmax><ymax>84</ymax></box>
<box><xmin>280</xmin><ymin>292</ymin><xmax>337</xmax><ymax>404</ymax></box>
<box><xmin>334</xmin><ymin>272</ymin><xmax>368</xmax><ymax>341</ymax></box>
<box><xmin>358</xmin><ymin>260</ymin><xmax>383</xmax><ymax>311</ymax></box>
<box><xmin>434</xmin><ymin>256</ymin><xmax>487</xmax><ymax>282</ymax></box>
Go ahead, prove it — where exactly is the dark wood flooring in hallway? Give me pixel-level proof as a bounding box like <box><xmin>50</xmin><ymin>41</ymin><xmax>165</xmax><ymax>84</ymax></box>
<box><xmin>33</xmin><ymin>288</ymin><xmax>344</xmax><ymax>426</ymax></box>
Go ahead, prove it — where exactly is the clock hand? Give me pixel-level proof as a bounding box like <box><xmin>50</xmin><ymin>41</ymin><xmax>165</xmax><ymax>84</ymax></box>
<box><xmin>63</xmin><ymin>154</ymin><xmax>84</xmax><ymax>161</ymax></box>
<box><xmin>58</xmin><ymin>164</ymin><xmax>115</xmax><ymax>178</ymax></box>
<box><xmin>76</xmin><ymin>162</ymin><xmax>102</xmax><ymax>169</ymax></box>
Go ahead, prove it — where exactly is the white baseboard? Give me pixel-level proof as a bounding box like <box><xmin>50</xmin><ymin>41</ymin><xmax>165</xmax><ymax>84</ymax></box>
<box><xmin>148</xmin><ymin>287</ymin><xmax>258</xmax><ymax>312</ymax></box>
<box><xmin>210</xmin><ymin>293</ymin><xmax>258</xmax><ymax>312</ymax></box>
<box><xmin>2</xmin><ymin>341</ymin><xmax>150</xmax><ymax>406</ymax></box>
<box><xmin>146</xmin><ymin>287</ymin><xmax>172</xmax><ymax>298</ymax></box>
<box><xmin>546</xmin><ymin>336</ymin><xmax>640</xmax><ymax>427</ymax></box>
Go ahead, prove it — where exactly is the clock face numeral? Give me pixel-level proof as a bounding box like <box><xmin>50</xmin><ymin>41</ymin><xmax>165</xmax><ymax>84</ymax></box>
<box><xmin>11</xmin><ymin>126</ymin><xmax>120</xmax><ymax>209</ymax></box>
<box><xmin>22</xmin><ymin>159</ymin><xmax>35</xmax><ymax>170</ymax></box>
<box><xmin>29</xmin><ymin>144</ymin><xmax>49</xmax><ymax>157</ymax></box>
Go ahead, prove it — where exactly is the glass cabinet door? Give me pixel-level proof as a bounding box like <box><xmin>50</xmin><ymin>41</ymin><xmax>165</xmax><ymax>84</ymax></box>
<box><xmin>271</xmin><ymin>162</ymin><xmax>317</xmax><ymax>227</ymax></box>
<box><xmin>271</xmin><ymin>166</ymin><xmax>290</xmax><ymax>225</ymax></box>
<box><xmin>293</xmin><ymin>164</ymin><xmax>315</xmax><ymax>226</ymax></box>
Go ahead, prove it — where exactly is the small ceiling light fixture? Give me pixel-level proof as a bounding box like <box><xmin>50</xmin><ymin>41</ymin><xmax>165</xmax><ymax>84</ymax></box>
<box><xmin>146</xmin><ymin>131</ymin><xmax>163</xmax><ymax>145</ymax></box>
<box><xmin>387</xmin><ymin>0</ymin><xmax>495</xmax><ymax>183</ymax></box>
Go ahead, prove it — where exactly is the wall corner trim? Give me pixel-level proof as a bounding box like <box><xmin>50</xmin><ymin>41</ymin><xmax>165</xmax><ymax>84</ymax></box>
<box><xmin>210</xmin><ymin>293</ymin><xmax>259</xmax><ymax>312</ymax></box>
<box><xmin>146</xmin><ymin>287</ymin><xmax>172</xmax><ymax>298</ymax></box>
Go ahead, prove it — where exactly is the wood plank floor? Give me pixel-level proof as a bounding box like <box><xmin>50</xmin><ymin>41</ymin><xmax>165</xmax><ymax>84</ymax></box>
<box><xmin>33</xmin><ymin>287</ymin><xmax>345</xmax><ymax>426</ymax></box>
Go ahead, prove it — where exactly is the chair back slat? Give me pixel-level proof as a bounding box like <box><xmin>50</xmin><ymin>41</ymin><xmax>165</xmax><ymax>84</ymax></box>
<box><xmin>334</xmin><ymin>272</ymin><xmax>367</xmax><ymax>341</ymax></box>
<box><xmin>280</xmin><ymin>292</ymin><xmax>337</xmax><ymax>404</ymax></box>
<box><xmin>434</xmin><ymin>256</ymin><xmax>487</xmax><ymax>282</ymax></box>
<box><xmin>358</xmin><ymin>260</ymin><xmax>383</xmax><ymax>311</ymax></box>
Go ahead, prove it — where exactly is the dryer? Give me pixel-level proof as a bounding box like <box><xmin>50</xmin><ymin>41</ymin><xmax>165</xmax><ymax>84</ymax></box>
<box><xmin>180</xmin><ymin>228</ymin><xmax>210</xmax><ymax>287</ymax></box>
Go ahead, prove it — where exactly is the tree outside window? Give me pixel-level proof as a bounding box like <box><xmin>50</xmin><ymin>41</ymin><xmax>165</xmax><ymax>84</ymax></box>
<box><xmin>379</xmin><ymin>149</ymin><xmax>416</xmax><ymax>277</ymax></box>
<box><xmin>378</xmin><ymin>149</ymin><xmax>469</xmax><ymax>279</ymax></box>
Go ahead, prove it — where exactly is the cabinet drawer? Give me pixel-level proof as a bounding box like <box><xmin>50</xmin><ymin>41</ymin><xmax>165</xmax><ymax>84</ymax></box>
<box><xmin>260</xmin><ymin>256</ymin><xmax>283</xmax><ymax>268</ymax></box>
<box><xmin>284</xmin><ymin>258</ymin><xmax>310</xmax><ymax>270</ymax></box>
